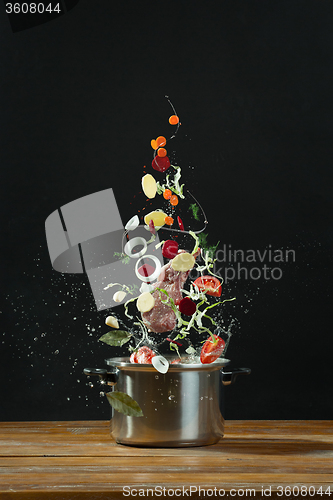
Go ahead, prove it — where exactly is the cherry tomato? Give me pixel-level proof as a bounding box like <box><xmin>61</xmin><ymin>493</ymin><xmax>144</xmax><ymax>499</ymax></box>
<box><xmin>130</xmin><ymin>346</ymin><xmax>155</xmax><ymax>364</ymax></box>
<box><xmin>162</xmin><ymin>239</ymin><xmax>179</xmax><ymax>259</ymax></box>
<box><xmin>178</xmin><ymin>297</ymin><xmax>196</xmax><ymax>316</ymax></box>
<box><xmin>152</xmin><ymin>155</ymin><xmax>171</xmax><ymax>173</ymax></box>
<box><xmin>193</xmin><ymin>276</ymin><xmax>222</xmax><ymax>297</ymax></box>
<box><xmin>200</xmin><ymin>335</ymin><xmax>225</xmax><ymax>364</ymax></box>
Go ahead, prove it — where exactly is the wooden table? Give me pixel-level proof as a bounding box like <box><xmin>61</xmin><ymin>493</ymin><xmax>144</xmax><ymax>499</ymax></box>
<box><xmin>0</xmin><ymin>421</ymin><xmax>332</xmax><ymax>499</ymax></box>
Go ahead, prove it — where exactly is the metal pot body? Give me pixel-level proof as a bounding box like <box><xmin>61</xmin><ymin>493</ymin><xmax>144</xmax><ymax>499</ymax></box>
<box><xmin>105</xmin><ymin>357</ymin><xmax>229</xmax><ymax>447</ymax></box>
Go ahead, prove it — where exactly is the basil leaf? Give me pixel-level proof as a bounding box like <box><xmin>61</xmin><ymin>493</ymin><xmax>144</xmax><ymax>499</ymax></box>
<box><xmin>106</xmin><ymin>391</ymin><xmax>143</xmax><ymax>417</ymax></box>
<box><xmin>99</xmin><ymin>330</ymin><xmax>131</xmax><ymax>347</ymax></box>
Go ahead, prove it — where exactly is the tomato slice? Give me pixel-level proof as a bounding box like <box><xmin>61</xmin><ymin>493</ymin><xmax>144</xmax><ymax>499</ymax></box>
<box><xmin>193</xmin><ymin>276</ymin><xmax>222</xmax><ymax>297</ymax></box>
<box><xmin>130</xmin><ymin>346</ymin><xmax>155</xmax><ymax>364</ymax></box>
<box><xmin>200</xmin><ymin>335</ymin><xmax>225</xmax><ymax>364</ymax></box>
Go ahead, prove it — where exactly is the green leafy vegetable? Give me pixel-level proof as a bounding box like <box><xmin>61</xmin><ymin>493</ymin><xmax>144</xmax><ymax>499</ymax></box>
<box><xmin>99</xmin><ymin>330</ymin><xmax>132</xmax><ymax>347</ymax></box>
<box><xmin>197</xmin><ymin>233</ymin><xmax>219</xmax><ymax>259</ymax></box>
<box><xmin>113</xmin><ymin>252</ymin><xmax>130</xmax><ymax>265</ymax></box>
<box><xmin>190</xmin><ymin>203</ymin><xmax>200</xmax><ymax>221</ymax></box>
<box><xmin>106</xmin><ymin>391</ymin><xmax>143</xmax><ymax>417</ymax></box>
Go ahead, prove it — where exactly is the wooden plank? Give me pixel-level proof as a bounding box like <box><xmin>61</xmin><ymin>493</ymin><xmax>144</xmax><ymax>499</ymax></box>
<box><xmin>0</xmin><ymin>421</ymin><xmax>332</xmax><ymax>499</ymax></box>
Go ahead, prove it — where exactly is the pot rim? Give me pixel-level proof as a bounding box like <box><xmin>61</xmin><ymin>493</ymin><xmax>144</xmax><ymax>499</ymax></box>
<box><xmin>105</xmin><ymin>356</ymin><xmax>231</xmax><ymax>371</ymax></box>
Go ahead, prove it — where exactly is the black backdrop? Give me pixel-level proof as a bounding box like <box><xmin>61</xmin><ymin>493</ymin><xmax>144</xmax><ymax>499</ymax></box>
<box><xmin>1</xmin><ymin>0</ymin><xmax>332</xmax><ymax>421</ymax></box>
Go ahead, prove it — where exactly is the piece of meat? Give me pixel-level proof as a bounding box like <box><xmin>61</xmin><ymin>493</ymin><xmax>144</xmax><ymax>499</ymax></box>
<box><xmin>142</xmin><ymin>249</ymin><xmax>200</xmax><ymax>333</ymax></box>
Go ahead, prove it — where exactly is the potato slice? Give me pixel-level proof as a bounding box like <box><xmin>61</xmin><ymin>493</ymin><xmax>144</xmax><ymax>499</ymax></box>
<box><xmin>105</xmin><ymin>316</ymin><xmax>119</xmax><ymax>329</ymax></box>
<box><xmin>144</xmin><ymin>210</ymin><xmax>167</xmax><ymax>227</ymax></box>
<box><xmin>142</xmin><ymin>174</ymin><xmax>157</xmax><ymax>199</ymax></box>
<box><xmin>171</xmin><ymin>252</ymin><xmax>195</xmax><ymax>272</ymax></box>
<box><xmin>136</xmin><ymin>292</ymin><xmax>155</xmax><ymax>313</ymax></box>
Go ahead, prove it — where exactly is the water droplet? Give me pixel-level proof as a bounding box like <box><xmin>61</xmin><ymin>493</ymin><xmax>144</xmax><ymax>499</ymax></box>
<box><xmin>99</xmin><ymin>392</ymin><xmax>105</xmax><ymax>397</ymax></box>
<box><xmin>155</xmin><ymin>375</ymin><xmax>159</xmax><ymax>379</ymax></box>
<box><xmin>54</xmin><ymin>350</ymin><xmax>59</xmax><ymax>355</ymax></box>
<box><xmin>200</xmin><ymin>396</ymin><xmax>204</xmax><ymax>400</ymax></box>
<box><xmin>168</xmin><ymin>394</ymin><xmax>175</xmax><ymax>401</ymax></box>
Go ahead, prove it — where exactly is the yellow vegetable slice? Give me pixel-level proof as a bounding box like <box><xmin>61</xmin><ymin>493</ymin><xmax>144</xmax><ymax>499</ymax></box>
<box><xmin>136</xmin><ymin>292</ymin><xmax>155</xmax><ymax>313</ymax></box>
<box><xmin>142</xmin><ymin>174</ymin><xmax>157</xmax><ymax>199</ymax></box>
<box><xmin>171</xmin><ymin>252</ymin><xmax>195</xmax><ymax>272</ymax></box>
<box><xmin>144</xmin><ymin>210</ymin><xmax>167</xmax><ymax>228</ymax></box>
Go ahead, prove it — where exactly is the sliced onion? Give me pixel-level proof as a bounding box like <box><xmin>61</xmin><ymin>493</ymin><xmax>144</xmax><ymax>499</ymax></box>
<box><xmin>124</xmin><ymin>237</ymin><xmax>147</xmax><ymax>259</ymax></box>
<box><xmin>152</xmin><ymin>355</ymin><xmax>169</xmax><ymax>374</ymax></box>
<box><xmin>125</xmin><ymin>215</ymin><xmax>140</xmax><ymax>231</ymax></box>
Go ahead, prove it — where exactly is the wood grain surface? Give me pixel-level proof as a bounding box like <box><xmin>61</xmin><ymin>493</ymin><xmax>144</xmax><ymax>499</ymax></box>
<box><xmin>0</xmin><ymin>420</ymin><xmax>332</xmax><ymax>499</ymax></box>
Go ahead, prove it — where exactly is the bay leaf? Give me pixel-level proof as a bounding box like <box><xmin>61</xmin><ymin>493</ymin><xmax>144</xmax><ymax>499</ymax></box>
<box><xmin>106</xmin><ymin>391</ymin><xmax>143</xmax><ymax>417</ymax></box>
<box><xmin>99</xmin><ymin>330</ymin><xmax>131</xmax><ymax>347</ymax></box>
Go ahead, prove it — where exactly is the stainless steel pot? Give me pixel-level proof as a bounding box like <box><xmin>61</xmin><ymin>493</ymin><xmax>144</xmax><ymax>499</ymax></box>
<box><xmin>84</xmin><ymin>358</ymin><xmax>250</xmax><ymax>447</ymax></box>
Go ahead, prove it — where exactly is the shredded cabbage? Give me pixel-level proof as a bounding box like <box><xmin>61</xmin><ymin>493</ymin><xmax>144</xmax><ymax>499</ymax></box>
<box><xmin>156</xmin><ymin>165</ymin><xmax>185</xmax><ymax>199</ymax></box>
<box><xmin>124</xmin><ymin>296</ymin><xmax>137</xmax><ymax>319</ymax></box>
<box><xmin>189</xmin><ymin>230</ymin><xmax>200</xmax><ymax>255</ymax></box>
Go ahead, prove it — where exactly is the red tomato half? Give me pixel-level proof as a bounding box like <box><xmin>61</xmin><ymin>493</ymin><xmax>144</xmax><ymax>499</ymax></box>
<box><xmin>193</xmin><ymin>276</ymin><xmax>222</xmax><ymax>297</ymax></box>
<box><xmin>130</xmin><ymin>346</ymin><xmax>155</xmax><ymax>364</ymax></box>
<box><xmin>200</xmin><ymin>335</ymin><xmax>225</xmax><ymax>364</ymax></box>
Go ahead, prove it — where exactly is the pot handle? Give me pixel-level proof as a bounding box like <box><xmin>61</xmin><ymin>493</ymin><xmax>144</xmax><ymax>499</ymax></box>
<box><xmin>221</xmin><ymin>367</ymin><xmax>251</xmax><ymax>386</ymax></box>
<box><xmin>83</xmin><ymin>368</ymin><xmax>118</xmax><ymax>386</ymax></box>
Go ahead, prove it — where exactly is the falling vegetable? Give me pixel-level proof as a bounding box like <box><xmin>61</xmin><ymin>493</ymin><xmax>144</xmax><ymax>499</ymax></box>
<box><xmin>178</xmin><ymin>297</ymin><xmax>197</xmax><ymax>316</ymax></box>
<box><xmin>141</xmin><ymin>174</ymin><xmax>157</xmax><ymax>199</ymax></box>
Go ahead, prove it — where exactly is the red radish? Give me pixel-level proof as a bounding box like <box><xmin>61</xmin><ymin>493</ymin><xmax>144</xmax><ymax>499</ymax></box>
<box><xmin>130</xmin><ymin>346</ymin><xmax>155</xmax><ymax>364</ymax></box>
<box><xmin>178</xmin><ymin>297</ymin><xmax>196</xmax><ymax>316</ymax></box>
<box><xmin>177</xmin><ymin>216</ymin><xmax>184</xmax><ymax>231</ymax></box>
<box><xmin>152</xmin><ymin>155</ymin><xmax>171</xmax><ymax>173</ymax></box>
<box><xmin>162</xmin><ymin>240</ymin><xmax>179</xmax><ymax>259</ymax></box>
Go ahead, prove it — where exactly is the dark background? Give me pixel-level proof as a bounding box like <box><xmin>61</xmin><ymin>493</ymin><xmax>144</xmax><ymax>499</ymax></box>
<box><xmin>0</xmin><ymin>0</ymin><xmax>332</xmax><ymax>421</ymax></box>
